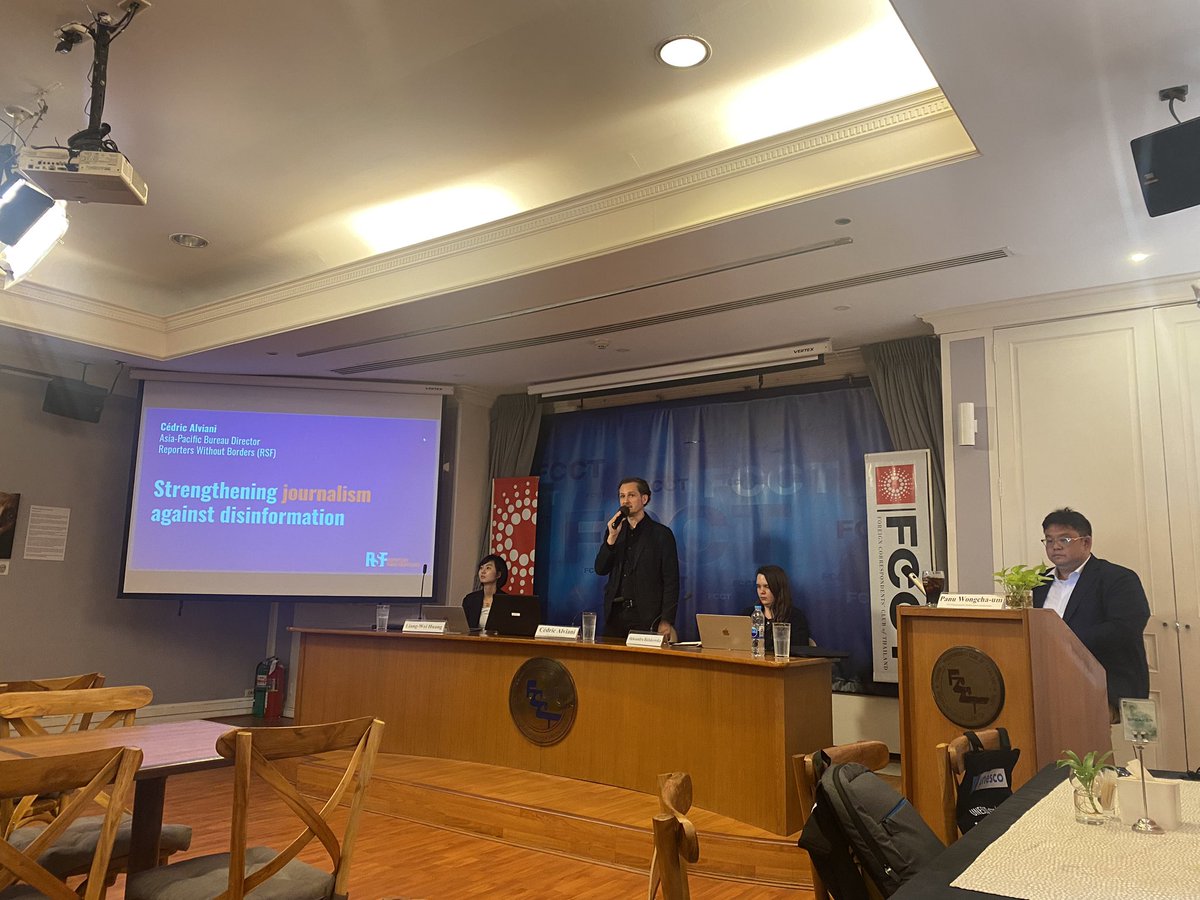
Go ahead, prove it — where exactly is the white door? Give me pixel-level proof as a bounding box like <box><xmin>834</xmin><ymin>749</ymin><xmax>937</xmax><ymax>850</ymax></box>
<box><xmin>1155</xmin><ymin>303</ymin><xmax>1200</xmax><ymax>770</ymax></box>
<box><xmin>994</xmin><ymin>309</ymin><xmax>1186</xmax><ymax>768</ymax></box>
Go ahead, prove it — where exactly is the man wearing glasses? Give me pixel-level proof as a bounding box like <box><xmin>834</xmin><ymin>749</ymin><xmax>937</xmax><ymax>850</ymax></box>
<box><xmin>1032</xmin><ymin>508</ymin><xmax>1150</xmax><ymax>722</ymax></box>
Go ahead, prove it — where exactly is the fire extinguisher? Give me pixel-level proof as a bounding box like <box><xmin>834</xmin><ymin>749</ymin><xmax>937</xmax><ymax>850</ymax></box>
<box><xmin>252</xmin><ymin>656</ymin><xmax>286</xmax><ymax>719</ymax></box>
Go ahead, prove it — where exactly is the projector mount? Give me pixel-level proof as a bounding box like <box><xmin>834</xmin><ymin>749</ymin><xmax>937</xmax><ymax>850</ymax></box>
<box><xmin>1158</xmin><ymin>84</ymin><xmax>1188</xmax><ymax>125</ymax></box>
<box><xmin>52</xmin><ymin>1</ymin><xmax>149</xmax><ymax>154</ymax></box>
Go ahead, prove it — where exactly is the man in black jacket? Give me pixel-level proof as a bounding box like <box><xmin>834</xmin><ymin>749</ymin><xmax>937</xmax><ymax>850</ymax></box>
<box><xmin>1031</xmin><ymin>508</ymin><xmax>1150</xmax><ymax>721</ymax></box>
<box><xmin>594</xmin><ymin>477</ymin><xmax>679</xmax><ymax>640</ymax></box>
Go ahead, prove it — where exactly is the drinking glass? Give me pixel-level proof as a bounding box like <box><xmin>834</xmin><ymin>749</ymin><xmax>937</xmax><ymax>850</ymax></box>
<box><xmin>375</xmin><ymin>603</ymin><xmax>391</xmax><ymax>631</ymax></box>
<box><xmin>921</xmin><ymin>570</ymin><xmax>945</xmax><ymax>607</ymax></box>
<box><xmin>581</xmin><ymin>612</ymin><xmax>597</xmax><ymax>643</ymax></box>
<box><xmin>772</xmin><ymin>623</ymin><xmax>791</xmax><ymax>661</ymax></box>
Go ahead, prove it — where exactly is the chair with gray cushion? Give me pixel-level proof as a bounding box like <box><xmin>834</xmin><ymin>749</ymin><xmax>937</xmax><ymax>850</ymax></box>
<box><xmin>0</xmin><ymin>685</ymin><xmax>191</xmax><ymax>876</ymax></box>
<box><xmin>0</xmin><ymin>745</ymin><xmax>140</xmax><ymax>900</ymax></box>
<box><xmin>126</xmin><ymin>716</ymin><xmax>384</xmax><ymax>900</ymax></box>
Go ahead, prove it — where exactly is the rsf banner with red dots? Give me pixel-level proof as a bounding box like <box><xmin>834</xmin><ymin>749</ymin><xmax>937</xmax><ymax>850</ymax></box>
<box><xmin>865</xmin><ymin>450</ymin><xmax>934</xmax><ymax>683</ymax></box>
<box><xmin>489</xmin><ymin>477</ymin><xmax>539</xmax><ymax>597</ymax></box>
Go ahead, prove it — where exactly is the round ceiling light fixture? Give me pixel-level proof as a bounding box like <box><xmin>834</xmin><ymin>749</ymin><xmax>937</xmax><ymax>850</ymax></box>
<box><xmin>169</xmin><ymin>232</ymin><xmax>210</xmax><ymax>249</ymax></box>
<box><xmin>656</xmin><ymin>35</ymin><xmax>711</xmax><ymax>68</ymax></box>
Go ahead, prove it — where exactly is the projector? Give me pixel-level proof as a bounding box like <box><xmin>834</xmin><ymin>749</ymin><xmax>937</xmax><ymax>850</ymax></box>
<box><xmin>18</xmin><ymin>147</ymin><xmax>148</xmax><ymax>205</ymax></box>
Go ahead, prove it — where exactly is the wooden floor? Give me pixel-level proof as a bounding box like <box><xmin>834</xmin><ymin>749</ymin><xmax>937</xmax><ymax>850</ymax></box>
<box><xmin>106</xmin><ymin>763</ymin><xmax>811</xmax><ymax>899</ymax></box>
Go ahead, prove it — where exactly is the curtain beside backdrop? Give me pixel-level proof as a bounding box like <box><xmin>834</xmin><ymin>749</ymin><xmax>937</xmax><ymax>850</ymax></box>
<box><xmin>532</xmin><ymin>384</ymin><xmax>893</xmax><ymax>691</ymax></box>
<box><xmin>861</xmin><ymin>336</ymin><xmax>947</xmax><ymax>574</ymax></box>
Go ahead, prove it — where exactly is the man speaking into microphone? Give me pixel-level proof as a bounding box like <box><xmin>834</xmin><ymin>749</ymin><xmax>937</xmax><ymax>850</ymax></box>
<box><xmin>594</xmin><ymin>477</ymin><xmax>679</xmax><ymax>640</ymax></box>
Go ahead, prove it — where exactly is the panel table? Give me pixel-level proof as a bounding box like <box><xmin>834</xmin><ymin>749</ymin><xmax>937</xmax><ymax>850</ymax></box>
<box><xmin>291</xmin><ymin>628</ymin><xmax>834</xmax><ymax>834</ymax></box>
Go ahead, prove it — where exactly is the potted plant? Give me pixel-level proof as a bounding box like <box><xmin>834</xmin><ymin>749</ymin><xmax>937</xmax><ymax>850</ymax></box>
<box><xmin>992</xmin><ymin>564</ymin><xmax>1051</xmax><ymax>609</ymax></box>
<box><xmin>1057</xmin><ymin>749</ymin><xmax>1116</xmax><ymax>824</ymax></box>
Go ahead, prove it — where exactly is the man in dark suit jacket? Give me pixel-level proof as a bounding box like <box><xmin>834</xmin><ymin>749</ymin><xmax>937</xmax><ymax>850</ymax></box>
<box><xmin>594</xmin><ymin>477</ymin><xmax>679</xmax><ymax>640</ymax></box>
<box><xmin>1031</xmin><ymin>508</ymin><xmax>1150</xmax><ymax>720</ymax></box>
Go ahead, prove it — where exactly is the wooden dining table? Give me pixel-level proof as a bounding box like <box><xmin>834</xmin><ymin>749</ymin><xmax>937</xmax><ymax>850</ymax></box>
<box><xmin>0</xmin><ymin>718</ymin><xmax>232</xmax><ymax>872</ymax></box>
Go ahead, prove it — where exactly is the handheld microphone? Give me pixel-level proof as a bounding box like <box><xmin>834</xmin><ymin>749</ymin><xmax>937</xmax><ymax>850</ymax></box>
<box><xmin>616</xmin><ymin>505</ymin><xmax>631</xmax><ymax>525</ymax></box>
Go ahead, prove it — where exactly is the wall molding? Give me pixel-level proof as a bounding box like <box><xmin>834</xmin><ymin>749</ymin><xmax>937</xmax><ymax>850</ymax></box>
<box><xmin>922</xmin><ymin>271</ymin><xmax>1200</xmax><ymax>335</ymax></box>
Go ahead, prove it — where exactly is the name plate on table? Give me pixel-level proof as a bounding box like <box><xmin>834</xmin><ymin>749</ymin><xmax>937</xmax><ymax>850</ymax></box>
<box><xmin>626</xmin><ymin>632</ymin><xmax>666</xmax><ymax>649</ymax></box>
<box><xmin>402</xmin><ymin>620</ymin><xmax>447</xmax><ymax>634</ymax></box>
<box><xmin>938</xmin><ymin>593</ymin><xmax>1006</xmax><ymax>609</ymax></box>
<box><xmin>535</xmin><ymin>625</ymin><xmax>580</xmax><ymax>641</ymax></box>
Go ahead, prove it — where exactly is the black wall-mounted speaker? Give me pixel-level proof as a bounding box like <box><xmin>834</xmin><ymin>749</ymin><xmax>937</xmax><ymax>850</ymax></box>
<box><xmin>43</xmin><ymin>377</ymin><xmax>107</xmax><ymax>423</ymax></box>
<box><xmin>1131</xmin><ymin>116</ymin><xmax>1200</xmax><ymax>217</ymax></box>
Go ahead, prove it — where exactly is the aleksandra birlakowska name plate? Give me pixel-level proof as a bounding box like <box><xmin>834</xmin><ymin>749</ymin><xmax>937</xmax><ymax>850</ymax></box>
<box><xmin>509</xmin><ymin>657</ymin><xmax>578</xmax><ymax>746</ymax></box>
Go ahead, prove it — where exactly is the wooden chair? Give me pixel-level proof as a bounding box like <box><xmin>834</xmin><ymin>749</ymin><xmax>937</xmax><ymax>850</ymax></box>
<box><xmin>125</xmin><ymin>716</ymin><xmax>384</xmax><ymax>900</ymax></box>
<box><xmin>0</xmin><ymin>673</ymin><xmax>107</xmax><ymax>733</ymax></box>
<box><xmin>793</xmin><ymin>740</ymin><xmax>891</xmax><ymax>900</ymax></box>
<box><xmin>0</xmin><ymin>685</ymin><xmax>152</xmax><ymax>836</ymax></box>
<box><xmin>0</xmin><ymin>685</ymin><xmax>151</xmax><ymax>740</ymax></box>
<box><xmin>648</xmin><ymin>771</ymin><xmax>699</xmax><ymax>900</ymax></box>
<box><xmin>935</xmin><ymin>728</ymin><xmax>1007</xmax><ymax>846</ymax></box>
<box><xmin>0</xmin><ymin>684</ymin><xmax>191</xmax><ymax>880</ymax></box>
<box><xmin>0</xmin><ymin>745</ymin><xmax>140</xmax><ymax>900</ymax></box>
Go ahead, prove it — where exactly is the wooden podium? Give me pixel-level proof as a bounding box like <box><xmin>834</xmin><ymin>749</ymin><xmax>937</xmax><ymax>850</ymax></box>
<box><xmin>897</xmin><ymin>607</ymin><xmax>1111</xmax><ymax>834</ymax></box>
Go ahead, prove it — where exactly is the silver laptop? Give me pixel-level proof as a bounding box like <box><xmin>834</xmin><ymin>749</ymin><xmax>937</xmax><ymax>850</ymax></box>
<box><xmin>696</xmin><ymin>613</ymin><xmax>753</xmax><ymax>652</ymax></box>
<box><xmin>420</xmin><ymin>604</ymin><xmax>474</xmax><ymax>634</ymax></box>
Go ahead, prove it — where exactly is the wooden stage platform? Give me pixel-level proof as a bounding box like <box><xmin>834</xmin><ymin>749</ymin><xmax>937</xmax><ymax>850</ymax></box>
<box><xmin>299</xmin><ymin>751</ymin><xmax>815</xmax><ymax>891</ymax></box>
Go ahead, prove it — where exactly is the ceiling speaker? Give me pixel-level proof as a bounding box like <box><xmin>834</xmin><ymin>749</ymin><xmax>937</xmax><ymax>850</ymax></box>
<box><xmin>43</xmin><ymin>377</ymin><xmax>107</xmax><ymax>423</ymax></box>
<box><xmin>1131</xmin><ymin>116</ymin><xmax>1200</xmax><ymax>217</ymax></box>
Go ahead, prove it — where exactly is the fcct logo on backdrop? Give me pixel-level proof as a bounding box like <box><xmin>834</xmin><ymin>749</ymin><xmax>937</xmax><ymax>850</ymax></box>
<box><xmin>874</xmin><ymin>465</ymin><xmax>916</xmax><ymax>506</ymax></box>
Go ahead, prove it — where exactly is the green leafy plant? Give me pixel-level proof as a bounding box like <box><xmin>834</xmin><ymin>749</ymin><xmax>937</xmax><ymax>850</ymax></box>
<box><xmin>993</xmin><ymin>564</ymin><xmax>1052</xmax><ymax>593</ymax></box>
<box><xmin>1057</xmin><ymin>749</ymin><xmax>1115</xmax><ymax>814</ymax></box>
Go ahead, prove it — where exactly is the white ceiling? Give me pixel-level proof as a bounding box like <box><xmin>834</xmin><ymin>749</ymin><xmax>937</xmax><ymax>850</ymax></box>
<box><xmin>2</xmin><ymin>0</ymin><xmax>1199</xmax><ymax>392</ymax></box>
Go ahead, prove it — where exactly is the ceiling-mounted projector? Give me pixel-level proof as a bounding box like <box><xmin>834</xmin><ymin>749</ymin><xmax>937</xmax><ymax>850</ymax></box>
<box><xmin>18</xmin><ymin>147</ymin><xmax>148</xmax><ymax>205</ymax></box>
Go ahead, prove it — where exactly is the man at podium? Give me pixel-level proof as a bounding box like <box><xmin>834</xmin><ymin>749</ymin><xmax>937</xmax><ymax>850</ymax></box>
<box><xmin>1032</xmin><ymin>508</ymin><xmax>1151</xmax><ymax>722</ymax></box>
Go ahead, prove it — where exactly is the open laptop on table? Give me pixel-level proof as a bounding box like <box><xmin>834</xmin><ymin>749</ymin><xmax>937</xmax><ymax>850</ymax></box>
<box><xmin>420</xmin><ymin>604</ymin><xmax>475</xmax><ymax>634</ymax></box>
<box><xmin>484</xmin><ymin>594</ymin><xmax>542</xmax><ymax>637</ymax></box>
<box><xmin>695</xmin><ymin>613</ymin><xmax>752</xmax><ymax>652</ymax></box>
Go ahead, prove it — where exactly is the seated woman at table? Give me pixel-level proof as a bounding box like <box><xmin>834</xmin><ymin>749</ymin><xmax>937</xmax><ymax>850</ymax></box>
<box><xmin>743</xmin><ymin>564</ymin><xmax>810</xmax><ymax>653</ymax></box>
<box><xmin>462</xmin><ymin>553</ymin><xmax>509</xmax><ymax>630</ymax></box>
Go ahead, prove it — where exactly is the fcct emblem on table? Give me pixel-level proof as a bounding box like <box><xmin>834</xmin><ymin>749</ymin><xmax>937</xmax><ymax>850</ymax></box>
<box><xmin>931</xmin><ymin>646</ymin><xmax>1006</xmax><ymax>728</ymax></box>
<box><xmin>509</xmin><ymin>657</ymin><xmax>577</xmax><ymax>746</ymax></box>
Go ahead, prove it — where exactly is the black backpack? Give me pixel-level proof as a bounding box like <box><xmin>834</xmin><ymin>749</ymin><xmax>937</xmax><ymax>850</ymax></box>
<box><xmin>954</xmin><ymin>728</ymin><xmax>1020</xmax><ymax>836</ymax></box>
<box><xmin>799</xmin><ymin>760</ymin><xmax>944</xmax><ymax>898</ymax></box>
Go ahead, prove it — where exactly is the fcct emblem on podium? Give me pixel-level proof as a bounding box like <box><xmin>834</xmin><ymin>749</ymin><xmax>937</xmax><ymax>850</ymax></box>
<box><xmin>931</xmin><ymin>646</ymin><xmax>1005</xmax><ymax>728</ymax></box>
<box><xmin>509</xmin><ymin>657</ymin><xmax>578</xmax><ymax>746</ymax></box>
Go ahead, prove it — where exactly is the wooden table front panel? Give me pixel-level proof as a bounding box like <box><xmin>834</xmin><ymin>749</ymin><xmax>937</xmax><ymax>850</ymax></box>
<box><xmin>293</xmin><ymin>630</ymin><xmax>833</xmax><ymax>834</ymax></box>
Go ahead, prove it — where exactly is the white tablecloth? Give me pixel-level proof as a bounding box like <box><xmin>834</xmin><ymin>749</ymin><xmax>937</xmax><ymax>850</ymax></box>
<box><xmin>950</xmin><ymin>778</ymin><xmax>1200</xmax><ymax>899</ymax></box>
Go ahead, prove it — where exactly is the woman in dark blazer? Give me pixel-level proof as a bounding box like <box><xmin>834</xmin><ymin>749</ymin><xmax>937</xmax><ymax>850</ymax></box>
<box><xmin>461</xmin><ymin>554</ymin><xmax>508</xmax><ymax>630</ymax></box>
<box><xmin>742</xmin><ymin>564</ymin><xmax>810</xmax><ymax>653</ymax></box>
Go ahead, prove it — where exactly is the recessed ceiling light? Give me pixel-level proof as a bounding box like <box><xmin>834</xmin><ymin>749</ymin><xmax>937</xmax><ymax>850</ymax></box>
<box><xmin>656</xmin><ymin>36</ymin><xmax>711</xmax><ymax>68</ymax></box>
<box><xmin>1128</xmin><ymin>252</ymin><xmax>1150</xmax><ymax>263</ymax></box>
<box><xmin>170</xmin><ymin>232</ymin><xmax>209</xmax><ymax>249</ymax></box>
<box><xmin>834</xmin><ymin>217</ymin><xmax>852</xmax><ymax>226</ymax></box>
<box><xmin>834</xmin><ymin>305</ymin><xmax>851</xmax><ymax>311</ymax></box>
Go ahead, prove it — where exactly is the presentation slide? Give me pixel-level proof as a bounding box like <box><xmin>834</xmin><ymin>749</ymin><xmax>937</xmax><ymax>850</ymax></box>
<box><xmin>121</xmin><ymin>378</ymin><xmax>442</xmax><ymax>599</ymax></box>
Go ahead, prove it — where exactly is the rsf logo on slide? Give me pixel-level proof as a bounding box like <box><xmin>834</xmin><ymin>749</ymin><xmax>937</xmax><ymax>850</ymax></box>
<box><xmin>365</xmin><ymin>552</ymin><xmax>389</xmax><ymax>568</ymax></box>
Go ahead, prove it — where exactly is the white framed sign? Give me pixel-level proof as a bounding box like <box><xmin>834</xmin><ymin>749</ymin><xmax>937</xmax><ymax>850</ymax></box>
<box><xmin>865</xmin><ymin>450</ymin><xmax>935</xmax><ymax>683</ymax></box>
<box><xmin>402</xmin><ymin>620</ymin><xmax>447</xmax><ymax>634</ymax></box>
<box><xmin>626</xmin><ymin>632</ymin><xmax>666</xmax><ymax>649</ymax></box>
<box><xmin>938</xmin><ymin>593</ymin><xmax>1005</xmax><ymax>609</ymax></box>
<box><xmin>535</xmin><ymin>625</ymin><xmax>580</xmax><ymax>641</ymax></box>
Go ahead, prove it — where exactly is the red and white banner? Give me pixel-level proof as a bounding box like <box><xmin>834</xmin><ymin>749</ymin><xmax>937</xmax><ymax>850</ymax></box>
<box><xmin>865</xmin><ymin>450</ymin><xmax>935</xmax><ymax>683</ymax></box>
<box><xmin>489</xmin><ymin>476</ymin><xmax>539</xmax><ymax>596</ymax></box>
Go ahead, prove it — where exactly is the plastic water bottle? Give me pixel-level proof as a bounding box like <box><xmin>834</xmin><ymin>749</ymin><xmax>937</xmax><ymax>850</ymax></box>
<box><xmin>751</xmin><ymin>604</ymin><xmax>766</xmax><ymax>658</ymax></box>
